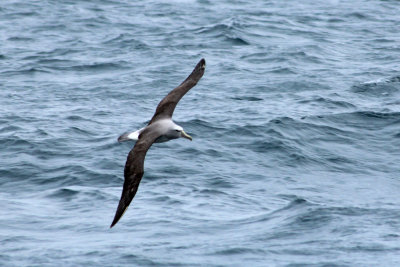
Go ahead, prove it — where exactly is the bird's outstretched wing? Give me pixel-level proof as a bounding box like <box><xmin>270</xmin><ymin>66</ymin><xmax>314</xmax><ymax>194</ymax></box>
<box><xmin>110</xmin><ymin>129</ymin><xmax>159</xmax><ymax>228</ymax></box>
<box><xmin>149</xmin><ymin>58</ymin><xmax>206</xmax><ymax>124</ymax></box>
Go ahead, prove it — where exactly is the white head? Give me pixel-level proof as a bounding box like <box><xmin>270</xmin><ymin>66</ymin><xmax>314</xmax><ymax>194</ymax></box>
<box><xmin>168</xmin><ymin>124</ymin><xmax>192</xmax><ymax>141</ymax></box>
<box><xmin>152</xmin><ymin>119</ymin><xmax>192</xmax><ymax>142</ymax></box>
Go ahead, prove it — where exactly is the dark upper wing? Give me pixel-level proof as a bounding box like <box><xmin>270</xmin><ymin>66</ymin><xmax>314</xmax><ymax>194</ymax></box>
<box><xmin>148</xmin><ymin>58</ymin><xmax>206</xmax><ymax>124</ymax></box>
<box><xmin>110</xmin><ymin>129</ymin><xmax>159</xmax><ymax>228</ymax></box>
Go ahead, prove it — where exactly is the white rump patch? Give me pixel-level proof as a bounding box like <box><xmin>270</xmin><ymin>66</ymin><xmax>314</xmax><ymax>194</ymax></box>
<box><xmin>118</xmin><ymin>127</ymin><xmax>145</xmax><ymax>142</ymax></box>
<box><xmin>127</xmin><ymin>131</ymin><xmax>140</xmax><ymax>140</ymax></box>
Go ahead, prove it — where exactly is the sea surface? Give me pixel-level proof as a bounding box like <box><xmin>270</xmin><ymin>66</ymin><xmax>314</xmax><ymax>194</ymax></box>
<box><xmin>1</xmin><ymin>0</ymin><xmax>400</xmax><ymax>266</ymax></box>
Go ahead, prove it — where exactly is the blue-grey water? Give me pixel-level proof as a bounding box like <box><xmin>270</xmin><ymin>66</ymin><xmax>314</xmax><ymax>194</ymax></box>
<box><xmin>1</xmin><ymin>0</ymin><xmax>400</xmax><ymax>266</ymax></box>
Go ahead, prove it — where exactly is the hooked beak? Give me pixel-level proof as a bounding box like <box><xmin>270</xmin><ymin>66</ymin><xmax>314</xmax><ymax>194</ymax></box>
<box><xmin>181</xmin><ymin>130</ymin><xmax>192</xmax><ymax>141</ymax></box>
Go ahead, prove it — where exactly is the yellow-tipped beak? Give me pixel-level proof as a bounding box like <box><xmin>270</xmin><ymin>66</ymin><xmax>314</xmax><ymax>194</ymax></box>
<box><xmin>181</xmin><ymin>130</ymin><xmax>192</xmax><ymax>141</ymax></box>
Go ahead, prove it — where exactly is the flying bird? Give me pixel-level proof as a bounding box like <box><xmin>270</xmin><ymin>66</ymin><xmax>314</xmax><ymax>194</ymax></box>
<box><xmin>110</xmin><ymin>58</ymin><xmax>206</xmax><ymax>228</ymax></box>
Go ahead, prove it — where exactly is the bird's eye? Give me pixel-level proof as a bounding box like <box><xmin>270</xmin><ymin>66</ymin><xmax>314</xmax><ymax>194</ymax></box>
<box><xmin>175</xmin><ymin>130</ymin><xmax>180</xmax><ymax>132</ymax></box>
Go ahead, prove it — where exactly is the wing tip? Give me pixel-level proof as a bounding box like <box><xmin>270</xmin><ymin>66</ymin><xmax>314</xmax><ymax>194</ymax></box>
<box><xmin>110</xmin><ymin>187</ymin><xmax>136</xmax><ymax>228</ymax></box>
<box><xmin>109</xmin><ymin>206</ymin><xmax>126</xmax><ymax>228</ymax></box>
<box><xmin>110</xmin><ymin>219</ymin><xmax>118</xmax><ymax>228</ymax></box>
<box><xmin>110</xmin><ymin>212</ymin><xmax>121</xmax><ymax>228</ymax></box>
<box><xmin>187</xmin><ymin>58</ymin><xmax>205</xmax><ymax>82</ymax></box>
<box><xmin>199</xmin><ymin>58</ymin><xmax>206</xmax><ymax>69</ymax></box>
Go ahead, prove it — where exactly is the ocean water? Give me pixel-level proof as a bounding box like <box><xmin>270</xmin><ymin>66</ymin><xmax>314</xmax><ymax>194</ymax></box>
<box><xmin>1</xmin><ymin>0</ymin><xmax>400</xmax><ymax>266</ymax></box>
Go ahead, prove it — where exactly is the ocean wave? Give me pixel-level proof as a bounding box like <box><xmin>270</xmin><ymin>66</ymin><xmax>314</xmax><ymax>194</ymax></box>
<box><xmin>52</xmin><ymin>62</ymin><xmax>128</xmax><ymax>72</ymax></box>
<box><xmin>352</xmin><ymin>75</ymin><xmax>400</xmax><ymax>96</ymax></box>
<box><xmin>194</xmin><ymin>18</ymin><xmax>250</xmax><ymax>46</ymax></box>
<box><xmin>298</xmin><ymin>96</ymin><xmax>356</xmax><ymax>109</ymax></box>
<box><xmin>102</xmin><ymin>33</ymin><xmax>149</xmax><ymax>49</ymax></box>
<box><xmin>2</xmin><ymin>0</ymin><xmax>400</xmax><ymax>265</ymax></box>
<box><xmin>309</xmin><ymin>111</ymin><xmax>400</xmax><ymax>130</ymax></box>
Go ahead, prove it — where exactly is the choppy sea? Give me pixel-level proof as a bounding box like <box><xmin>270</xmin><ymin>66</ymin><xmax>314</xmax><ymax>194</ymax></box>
<box><xmin>1</xmin><ymin>0</ymin><xmax>400</xmax><ymax>266</ymax></box>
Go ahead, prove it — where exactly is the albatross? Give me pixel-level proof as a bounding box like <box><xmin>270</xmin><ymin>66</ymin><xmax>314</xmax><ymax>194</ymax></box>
<box><xmin>110</xmin><ymin>58</ymin><xmax>206</xmax><ymax>228</ymax></box>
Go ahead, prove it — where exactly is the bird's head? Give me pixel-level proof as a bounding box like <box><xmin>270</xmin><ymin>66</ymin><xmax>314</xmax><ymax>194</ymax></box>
<box><xmin>172</xmin><ymin>125</ymin><xmax>192</xmax><ymax>141</ymax></box>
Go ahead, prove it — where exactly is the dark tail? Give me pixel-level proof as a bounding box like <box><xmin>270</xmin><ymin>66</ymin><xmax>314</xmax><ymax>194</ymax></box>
<box><xmin>118</xmin><ymin>133</ymin><xmax>131</xmax><ymax>142</ymax></box>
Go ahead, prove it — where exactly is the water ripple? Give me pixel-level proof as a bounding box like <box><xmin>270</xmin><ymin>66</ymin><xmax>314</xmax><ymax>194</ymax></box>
<box><xmin>1</xmin><ymin>0</ymin><xmax>400</xmax><ymax>266</ymax></box>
